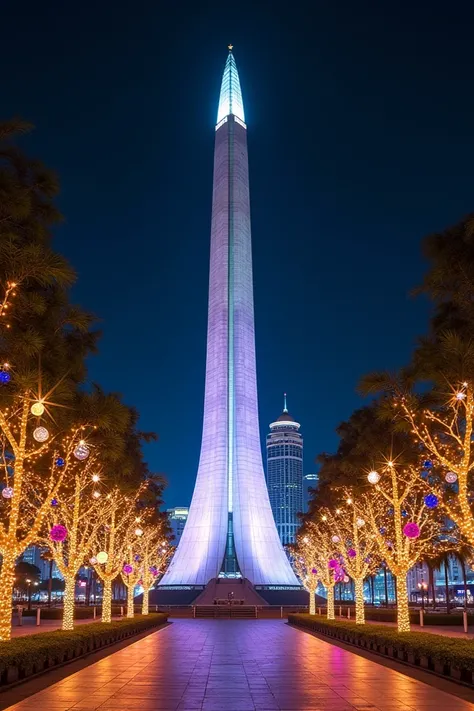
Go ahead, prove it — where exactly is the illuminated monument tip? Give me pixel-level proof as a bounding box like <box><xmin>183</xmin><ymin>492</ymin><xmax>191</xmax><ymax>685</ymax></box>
<box><xmin>160</xmin><ymin>50</ymin><xmax>298</xmax><ymax>588</ymax></box>
<box><xmin>216</xmin><ymin>49</ymin><xmax>245</xmax><ymax>125</ymax></box>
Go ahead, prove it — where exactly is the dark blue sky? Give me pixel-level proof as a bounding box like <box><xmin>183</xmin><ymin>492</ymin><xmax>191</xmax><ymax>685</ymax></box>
<box><xmin>2</xmin><ymin>1</ymin><xmax>473</xmax><ymax>508</ymax></box>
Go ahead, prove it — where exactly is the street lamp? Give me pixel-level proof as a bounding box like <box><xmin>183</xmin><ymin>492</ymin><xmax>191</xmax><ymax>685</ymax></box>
<box><xmin>417</xmin><ymin>581</ymin><xmax>428</xmax><ymax>611</ymax></box>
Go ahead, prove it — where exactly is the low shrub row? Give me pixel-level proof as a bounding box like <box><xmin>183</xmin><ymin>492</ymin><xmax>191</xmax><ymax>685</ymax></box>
<box><xmin>315</xmin><ymin>606</ymin><xmax>472</xmax><ymax>626</ymax></box>
<box><xmin>0</xmin><ymin>613</ymin><xmax>168</xmax><ymax>686</ymax></box>
<box><xmin>20</xmin><ymin>605</ymin><xmax>138</xmax><ymax>620</ymax></box>
<box><xmin>288</xmin><ymin>613</ymin><xmax>474</xmax><ymax>684</ymax></box>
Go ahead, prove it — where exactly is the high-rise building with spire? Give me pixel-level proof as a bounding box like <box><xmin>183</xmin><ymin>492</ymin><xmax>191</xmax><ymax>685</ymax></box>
<box><xmin>266</xmin><ymin>394</ymin><xmax>304</xmax><ymax>545</ymax></box>
<box><xmin>160</xmin><ymin>49</ymin><xmax>298</xmax><ymax>588</ymax></box>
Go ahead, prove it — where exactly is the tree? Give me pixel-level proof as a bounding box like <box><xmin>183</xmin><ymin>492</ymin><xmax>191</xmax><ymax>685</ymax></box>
<box><xmin>320</xmin><ymin>493</ymin><xmax>380</xmax><ymax>624</ymax></box>
<box><xmin>90</xmin><ymin>486</ymin><xmax>147</xmax><ymax>623</ymax></box>
<box><xmin>290</xmin><ymin>532</ymin><xmax>320</xmax><ymax>615</ymax></box>
<box><xmin>45</xmin><ymin>455</ymin><xmax>112</xmax><ymax>630</ymax></box>
<box><xmin>360</xmin><ymin>459</ymin><xmax>441</xmax><ymax>632</ymax></box>
<box><xmin>294</xmin><ymin>522</ymin><xmax>338</xmax><ymax>620</ymax></box>
<box><xmin>136</xmin><ymin>526</ymin><xmax>171</xmax><ymax>616</ymax></box>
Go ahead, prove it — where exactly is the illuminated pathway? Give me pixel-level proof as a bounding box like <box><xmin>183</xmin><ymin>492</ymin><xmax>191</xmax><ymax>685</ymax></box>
<box><xmin>4</xmin><ymin>620</ymin><xmax>474</xmax><ymax>710</ymax></box>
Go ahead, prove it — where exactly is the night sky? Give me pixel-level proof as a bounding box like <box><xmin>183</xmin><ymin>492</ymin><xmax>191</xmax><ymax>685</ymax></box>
<box><xmin>2</xmin><ymin>1</ymin><xmax>473</xmax><ymax>508</ymax></box>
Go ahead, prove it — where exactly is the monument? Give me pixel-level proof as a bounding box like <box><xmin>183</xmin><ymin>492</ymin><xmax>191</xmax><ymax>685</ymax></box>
<box><xmin>160</xmin><ymin>48</ymin><xmax>298</xmax><ymax>589</ymax></box>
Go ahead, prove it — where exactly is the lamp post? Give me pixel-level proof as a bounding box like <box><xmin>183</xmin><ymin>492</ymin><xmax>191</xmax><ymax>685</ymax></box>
<box><xmin>417</xmin><ymin>581</ymin><xmax>427</xmax><ymax>611</ymax></box>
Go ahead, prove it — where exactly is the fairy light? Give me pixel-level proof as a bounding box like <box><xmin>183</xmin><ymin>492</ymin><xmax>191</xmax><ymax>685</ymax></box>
<box><xmin>396</xmin><ymin>380</ymin><xmax>474</xmax><ymax>551</ymax></box>
<box><xmin>321</xmin><ymin>495</ymin><xmax>379</xmax><ymax>625</ymax></box>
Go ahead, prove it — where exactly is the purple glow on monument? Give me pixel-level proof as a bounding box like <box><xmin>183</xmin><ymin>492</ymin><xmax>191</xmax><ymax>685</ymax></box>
<box><xmin>160</xmin><ymin>50</ymin><xmax>297</xmax><ymax>587</ymax></box>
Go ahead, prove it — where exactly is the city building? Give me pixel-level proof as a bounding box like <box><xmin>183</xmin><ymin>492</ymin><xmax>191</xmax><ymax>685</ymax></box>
<box><xmin>160</xmin><ymin>49</ymin><xmax>297</xmax><ymax>587</ymax></box>
<box><xmin>304</xmin><ymin>473</ymin><xmax>319</xmax><ymax>512</ymax></box>
<box><xmin>167</xmin><ymin>507</ymin><xmax>189</xmax><ymax>545</ymax></box>
<box><xmin>266</xmin><ymin>395</ymin><xmax>303</xmax><ymax>545</ymax></box>
<box><xmin>21</xmin><ymin>545</ymin><xmax>61</xmax><ymax>582</ymax></box>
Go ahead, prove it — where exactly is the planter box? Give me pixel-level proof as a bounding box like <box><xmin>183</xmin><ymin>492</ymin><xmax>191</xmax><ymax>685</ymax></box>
<box><xmin>6</xmin><ymin>667</ymin><xmax>18</xmax><ymax>684</ymax></box>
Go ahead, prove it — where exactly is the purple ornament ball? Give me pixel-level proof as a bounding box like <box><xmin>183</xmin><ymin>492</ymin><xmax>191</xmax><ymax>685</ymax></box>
<box><xmin>328</xmin><ymin>559</ymin><xmax>338</xmax><ymax>569</ymax></box>
<box><xmin>403</xmin><ymin>522</ymin><xmax>420</xmax><ymax>539</ymax></box>
<box><xmin>347</xmin><ymin>548</ymin><xmax>356</xmax><ymax>558</ymax></box>
<box><xmin>311</xmin><ymin>568</ymin><xmax>317</xmax><ymax>575</ymax></box>
<box><xmin>123</xmin><ymin>564</ymin><xmax>133</xmax><ymax>575</ymax></box>
<box><xmin>49</xmin><ymin>524</ymin><xmax>67</xmax><ymax>542</ymax></box>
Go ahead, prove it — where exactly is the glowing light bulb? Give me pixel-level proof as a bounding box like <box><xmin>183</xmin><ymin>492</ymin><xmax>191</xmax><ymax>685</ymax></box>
<box><xmin>93</xmin><ymin>491</ymin><xmax>100</xmax><ymax>498</ymax></box>
<box><xmin>135</xmin><ymin>527</ymin><xmax>143</xmax><ymax>537</ymax></box>
<box><xmin>387</xmin><ymin>461</ymin><xmax>394</xmax><ymax>468</ymax></box>
<box><xmin>303</xmin><ymin>536</ymin><xmax>309</xmax><ymax>544</ymax></box>
<box><xmin>346</xmin><ymin>498</ymin><xmax>353</xmax><ymax>504</ymax></box>
<box><xmin>33</xmin><ymin>426</ymin><xmax>49</xmax><ymax>442</ymax></box>
<box><xmin>31</xmin><ymin>401</ymin><xmax>45</xmax><ymax>416</ymax></box>
<box><xmin>92</xmin><ymin>474</ymin><xmax>100</xmax><ymax>483</ymax></box>
<box><xmin>96</xmin><ymin>551</ymin><xmax>108</xmax><ymax>564</ymax></box>
<box><xmin>456</xmin><ymin>392</ymin><xmax>466</xmax><ymax>400</ymax></box>
<box><xmin>336</xmin><ymin>508</ymin><xmax>341</xmax><ymax>514</ymax></box>
<box><xmin>321</xmin><ymin>515</ymin><xmax>327</xmax><ymax>521</ymax></box>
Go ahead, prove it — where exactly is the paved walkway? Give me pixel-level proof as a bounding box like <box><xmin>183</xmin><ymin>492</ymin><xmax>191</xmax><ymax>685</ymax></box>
<box><xmin>4</xmin><ymin>619</ymin><xmax>474</xmax><ymax>711</ymax></box>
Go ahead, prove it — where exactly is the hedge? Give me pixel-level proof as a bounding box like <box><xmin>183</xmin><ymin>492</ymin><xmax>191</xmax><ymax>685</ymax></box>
<box><xmin>289</xmin><ymin>613</ymin><xmax>474</xmax><ymax>684</ymax></box>
<box><xmin>0</xmin><ymin>613</ymin><xmax>168</xmax><ymax>686</ymax></box>
<box><xmin>20</xmin><ymin>605</ymin><xmax>136</xmax><ymax>620</ymax></box>
<box><xmin>316</xmin><ymin>606</ymin><xmax>473</xmax><ymax>626</ymax></box>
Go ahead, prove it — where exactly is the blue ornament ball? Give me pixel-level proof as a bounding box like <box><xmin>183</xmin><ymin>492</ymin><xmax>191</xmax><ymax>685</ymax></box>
<box><xmin>424</xmin><ymin>493</ymin><xmax>438</xmax><ymax>509</ymax></box>
<box><xmin>51</xmin><ymin>498</ymin><xmax>58</xmax><ymax>507</ymax></box>
<box><xmin>0</xmin><ymin>371</ymin><xmax>11</xmax><ymax>384</ymax></box>
<box><xmin>423</xmin><ymin>460</ymin><xmax>433</xmax><ymax>469</ymax></box>
<box><xmin>55</xmin><ymin>457</ymin><xmax>65</xmax><ymax>467</ymax></box>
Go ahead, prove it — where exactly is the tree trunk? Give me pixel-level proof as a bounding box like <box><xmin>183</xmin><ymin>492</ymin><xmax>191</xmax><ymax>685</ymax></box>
<box><xmin>327</xmin><ymin>585</ymin><xmax>335</xmax><ymax>620</ymax></box>
<box><xmin>102</xmin><ymin>579</ymin><xmax>112</xmax><ymax>623</ymax></box>
<box><xmin>62</xmin><ymin>575</ymin><xmax>76</xmax><ymax>630</ymax></box>
<box><xmin>428</xmin><ymin>563</ymin><xmax>435</xmax><ymax>609</ymax></box>
<box><xmin>462</xmin><ymin>558</ymin><xmax>468</xmax><ymax>610</ymax></box>
<box><xmin>48</xmin><ymin>560</ymin><xmax>53</xmax><ymax>608</ymax></box>
<box><xmin>444</xmin><ymin>558</ymin><xmax>450</xmax><ymax>614</ymax></box>
<box><xmin>127</xmin><ymin>584</ymin><xmax>134</xmax><ymax>618</ymax></box>
<box><xmin>0</xmin><ymin>551</ymin><xmax>16</xmax><ymax>640</ymax></box>
<box><xmin>383</xmin><ymin>566</ymin><xmax>389</xmax><ymax>607</ymax></box>
<box><xmin>354</xmin><ymin>578</ymin><xmax>365</xmax><ymax>624</ymax></box>
<box><xmin>142</xmin><ymin>588</ymin><xmax>149</xmax><ymax>616</ymax></box>
<box><xmin>309</xmin><ymin>589</ymin><xmax>316</xmax><ymax>615</ymax></box>
<box><xmin>396</xmin><ymin>575</ymin><xmax>410</xmax><ymax>632</ymax></box>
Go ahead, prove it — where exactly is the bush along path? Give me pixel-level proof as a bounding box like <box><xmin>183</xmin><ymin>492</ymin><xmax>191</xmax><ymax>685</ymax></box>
<box><xmin>0</xmin><ymin>613</ymin><xmax>168</xmax><ymax>687</ymax></box>
<box><xmin>288</xmin><ymin>614</ymin><xmax>474</xmax><ymax>685</ymax></box>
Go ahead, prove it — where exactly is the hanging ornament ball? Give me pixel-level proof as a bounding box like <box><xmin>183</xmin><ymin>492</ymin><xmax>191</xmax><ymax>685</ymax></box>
<box><xmin>55</xmin><ymin>457</ymin><xmax>65</xmax><ymax>467</ymax></box>
<box><xmin>356</xmin><ymin>517</ymin><xmax>365</xmax><ymax>528</ymax></box>
<box><xmin>331</xmin><ymin>535</ymin><xmax>340</xmax><ymax>543</ymax></box>
<box><xmin>31</xmin><ymin>401</ymin><xmax>45</xmax><ymax>416</ymax></box>
<box><xmin>0</xmin><ymin>371</ymin><xmax>11</xmax><ymax>384</ymax></box>
<box><xmin>401</xmin><ymin>509</ymin><xmax>408</xmax><ymax>517</ymax></box>
<box><xmin>328</xmin><ymin>559</ymin><xmax>339</xmax><ymax>569</ymax></box>
<box><xmin>123</xmin><ymin>564</ymin><xmax>133</xmax><ymax>575</ymax></box>
<box><xmin>2</xmin><ymin>487</ymin><xmax>13</xmax><ymax>499</ymax></box>
<box><xmin>49</xmin><ymin>524</ymin><xmax>68</xmax><ymax>542</ymax></box>
<box><xmin>33</xmin><ymin>426</ymin><xmax>49</xmax><ymax>442</ymax></box>
<box><xmin>74</xmin><ymin>442</ymin><xmax>90</xmax><ymax>461</ymax></box>
<box><xmin>343</xmin><ymin>575</ymin><xmax>350</xmax><ymax>583</ymax></box>
<box><xmin>403</xmin><ymin>522</ymin><xmax>420</xmax><ymax>539</ymax></box>
<box><xmin>152</xmin><ymin>569</ymin><xmax>159</xmax><ymax>577</ymax></box>
<box><xmin>96</xmin><ymin>551</ymin><xmax>108</xmax><ymax>564</ymax></box>
<box><xmin>424</xmin><ymin>493</ymin><xmax>439</xmax><ymax>509</ymax></box>
<box><xmin>89</xmin><ymin>557</ymin><xmax>97</xmax><ymax>565</ymax></box>
<box><xmin>135</xmin><ymin>527</ymin><xmax>144</xmax><ymax>537</ymax></box>
<box><xmin>423</xmin><ymin>460</ymin><xmax>433</xmax><ymax>469</ymax></box>
<box><xmin>347</xmin><ymin>548</ymin><xmax>357</xmax><ymax>558</ymax></box>
<box><xmin>51</xmin><ymin>498</ymin><xmax>58</xmax><ymax>507</ymax></box>
<box><xmin>311</xmin><ymin>568</ymin><xmax>318</xmax><ymax>575</ymax></box>
<box><xmin>367</xmin><ymin>470</ymin><xmax>380</xmax><ymax>484</ymax></box>
<box><xmin>445</xmin><ymin>471</ymin><xmax>458</xmax><ymax>484</ymax></box>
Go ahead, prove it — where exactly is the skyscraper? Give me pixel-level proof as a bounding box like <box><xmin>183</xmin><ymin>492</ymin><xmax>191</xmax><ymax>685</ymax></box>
<box><xmin>266</xmin><ymin>395</ymin><xmax>304</xmax><ymax>545</ymax></box>
<box><xmin>160</xmin><ymin>49</ymin><xmax>297</xmax><ymax>587</ymax></box>
<box><xmin>167</xmin><ymin>507</ymin><xmax>189</xmax><ymax>545</ymax></box>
